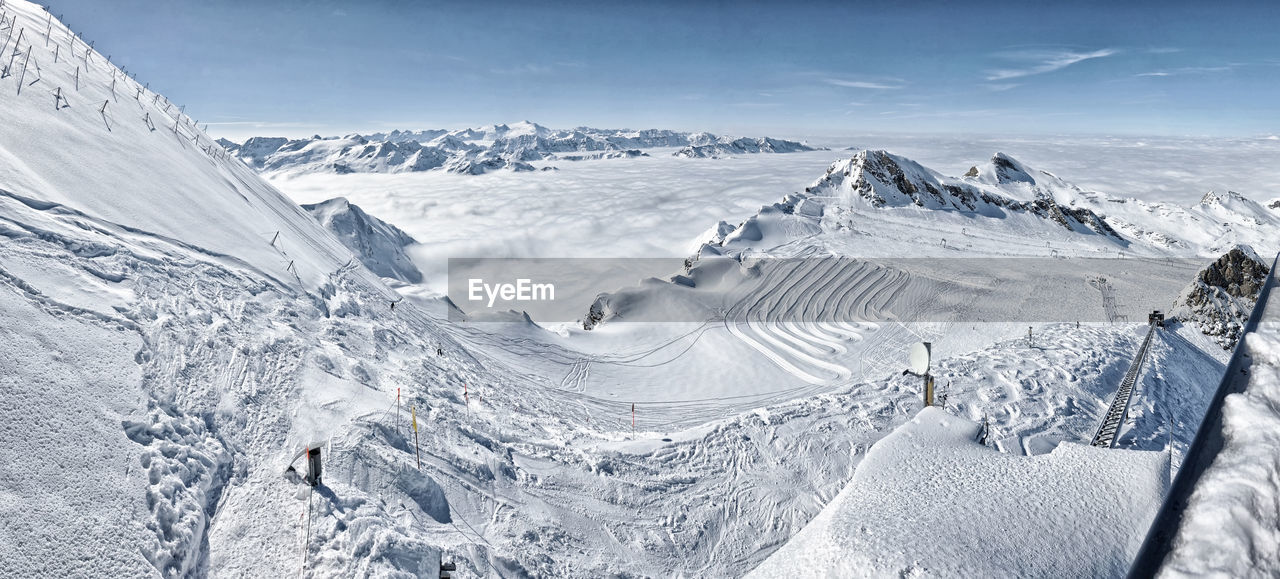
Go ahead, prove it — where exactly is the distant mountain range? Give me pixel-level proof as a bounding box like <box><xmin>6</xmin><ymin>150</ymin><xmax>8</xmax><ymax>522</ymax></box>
<box><xmin>217</xmin><ymin>121</ymin><xmax>824</xmax><ymax>176</ymax></box>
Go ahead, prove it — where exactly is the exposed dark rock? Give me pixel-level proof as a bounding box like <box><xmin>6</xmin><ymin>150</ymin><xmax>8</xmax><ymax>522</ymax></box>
<box><xmin>1173</xmin><ymin>246</ymin><xmax>1271</xmax><ymax>349</ymax></box>
<box><xmin>813</xmin><ymin>150</ymin><xmax>1120</xmax><ymax>238</ymax></box>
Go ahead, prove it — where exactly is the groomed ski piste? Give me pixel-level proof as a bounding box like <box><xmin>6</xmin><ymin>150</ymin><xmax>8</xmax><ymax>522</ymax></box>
<box><xmin>2</xmin><ymin>1</ymin><xmax>1280</xmax><ymax>576</ymax></box>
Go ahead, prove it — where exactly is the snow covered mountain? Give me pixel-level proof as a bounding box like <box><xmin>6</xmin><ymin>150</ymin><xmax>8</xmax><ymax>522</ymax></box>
<box><xmin>221</xmin><ymin>134</ymin><xmax>532</xmax><ymax>176</ymax></box>
<box><xmin>302</xmin><ymin>197</ymin><xmax>424</xmax><ymax>284</ymax></box>
<box><xmin>4</xmin><ymin>1</ymin><xmax>1280</xmax><ymax>576</ymax></box>
<box><xmin>674</xmin><ymin>136</ymin><xmax>821</xmax><ymax>158</ymax></box>
<box><xmin>695</xmin><ymin>149</ymin><xmax>1279</xmax><ymax>259</ymax></box>
<box><xmin>221</xmin><ymin>122</ymin><xmax>822</xmax><ymax>176</ymax></box>
<box><xmin>1170</xmin><ymin>245</ymin><xmax>1271</xmax><ymax>349</ymax></box>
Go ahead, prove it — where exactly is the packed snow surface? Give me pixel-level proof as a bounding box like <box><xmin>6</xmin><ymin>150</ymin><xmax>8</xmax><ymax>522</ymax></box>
<box><xmin>749</xmin><ymin>407</ymin><xmax>1169</xmax><ymax>578</ymax></box>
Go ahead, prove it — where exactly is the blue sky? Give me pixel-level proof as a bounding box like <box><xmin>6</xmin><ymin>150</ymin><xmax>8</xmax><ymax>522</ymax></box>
<box><xmin>46</xmin><ymin>0</ymin><xmax>1280</xmax><ymax>140</ymax></box>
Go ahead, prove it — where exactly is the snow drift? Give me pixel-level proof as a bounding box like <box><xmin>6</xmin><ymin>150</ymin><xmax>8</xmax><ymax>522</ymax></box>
<box><xmin>749</xmin><ymin>407</ymin><xmax>1168</xmax><ymax>577</ymax></box>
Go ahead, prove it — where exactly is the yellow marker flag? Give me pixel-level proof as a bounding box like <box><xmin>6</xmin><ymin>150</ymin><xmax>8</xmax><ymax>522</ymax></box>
<box><xmin>411</xmin><ymin>406</ymin><xmax>418</xmax><ymax>432</ymax></box>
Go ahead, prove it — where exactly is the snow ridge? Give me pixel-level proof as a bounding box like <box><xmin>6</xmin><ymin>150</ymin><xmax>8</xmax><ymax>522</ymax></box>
<box><xmin>302</xmin><ymin>197</ymin><xmax>424</xmax><ymax>284</ymax></box>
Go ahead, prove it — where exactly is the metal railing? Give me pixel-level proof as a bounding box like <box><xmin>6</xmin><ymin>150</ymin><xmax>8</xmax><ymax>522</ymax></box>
<box><xmin>1090</xmin><ymin>322</ymin><xmax>1157</xmax><ymax>448</ymax></box>
<box><xmin>1127</xmin><ymin>251</ymin><xmax>1280</xmax><ymax>577</ymax></box>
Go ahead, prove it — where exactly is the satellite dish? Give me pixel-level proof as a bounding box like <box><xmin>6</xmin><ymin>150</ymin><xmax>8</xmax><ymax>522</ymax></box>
<box><xmin>909</xmin><ymin>342</ymin><xmax>931</xmax><ymax>375</ymax></box>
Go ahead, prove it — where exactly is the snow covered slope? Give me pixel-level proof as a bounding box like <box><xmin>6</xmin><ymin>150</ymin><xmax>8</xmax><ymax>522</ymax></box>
<box><xmin>0</xmin><ymin>6</ymin><xmax>354</xmax><ymax>289</ymax></box>
<box><xmin>749</xmin><ymin>407</ymin><xmax>1168</xmax><ymax>578</ymax></box>
<box><xmin>0</xmin><ymin>2</ymin><xmax>454</xmax><ymax>575</ymax></box>
<box><xmin>302</xmin><ymin>197</ymin><xmax>423</xmax><ymax>284</ymax></box>
<box><xmin>1</xmin><ymin>1</ymin><xmax>1273</xmax><ymax>576</ymax></box>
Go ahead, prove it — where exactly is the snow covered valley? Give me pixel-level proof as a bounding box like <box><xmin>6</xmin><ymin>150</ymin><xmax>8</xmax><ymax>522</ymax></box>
<box><xmin>3</xmin><ymin>1</ymin><xmax>1280</xmax><ymax>577</ymax></box>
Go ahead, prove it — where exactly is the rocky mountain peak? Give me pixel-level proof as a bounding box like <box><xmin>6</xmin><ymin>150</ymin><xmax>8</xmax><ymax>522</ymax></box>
<box><xmin>1173</xmin><ymin>245</ymin><xmax>1272</xmax><ymax>349</ymax></box>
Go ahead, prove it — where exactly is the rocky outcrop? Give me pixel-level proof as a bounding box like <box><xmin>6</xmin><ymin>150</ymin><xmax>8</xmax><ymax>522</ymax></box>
<box><xmin>1172</xmin><ymin>245</ymin><xmax>1271</xmax><ymax>349</ymax></box>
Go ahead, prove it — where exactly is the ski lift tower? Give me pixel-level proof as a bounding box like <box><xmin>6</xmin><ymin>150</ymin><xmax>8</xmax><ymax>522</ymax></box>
<box><xmin>905</xmin><ymin>342</ymin><xmax>934</xmax><ymax>407</ymax></box>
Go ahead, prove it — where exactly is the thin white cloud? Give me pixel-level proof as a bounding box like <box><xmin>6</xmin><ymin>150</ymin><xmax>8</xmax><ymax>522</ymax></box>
<box><xmin>824</xmin><ymin>78</ymin><xmax>904</xmax><ymax>90</ymax></box>
<box><xmin>984</xmin><ymin>83</ymin><xmax>1020</xmax><ymax>91</ymax></box>
<box><xmin>203</xmin><ymin>121</ymin><xmax>317</xmax><ymax>128</ymax></box>
<box><xmin>491</xmin><ymin>63</ymin><xmax>555</xmax><ymax>75</ymax></box>
<box><xmin>878</xmin><ymin>108</ymin><xmax>1006</xmax><ymax>121</ymax></box>
<box><xmin>1137</xmin><ymin>65</ymin><xmax>1233</xmax><ymax>77</ymax></box>
<box><xmin>986</xmin><ymin>48</ymin><xmax>1118</xmax><ymax>81</ymax></box>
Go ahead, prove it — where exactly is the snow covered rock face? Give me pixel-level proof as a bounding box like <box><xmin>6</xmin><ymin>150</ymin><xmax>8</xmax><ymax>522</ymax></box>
<box><xmin>225</xmin><ymin>124</ymin><xmax>818</xmax><ymax>175</ymax></box>
<box><xmin>826</xmin><ymin>150</ymin><xmax>1114</xmax><ymax>237</ymax></box>
<box><xmin>1172</xmin><ymin>246</ymin><xmax>1270</xmax><ymax>349</ymax></box>
<box><xmin>441</xmin><ymin>150</ymin><xmax>536</xmax><ymax>174</ymax></box>
<box><xmin>302</xmin><ymin>198</ymin><xmax>424</xmax><ymax>284</ymax></box>
<box><xmin>229</xmin><ymin>135</ymin><xmax>461</xmax><ymax>175</ymax></box>
<box><xmin>699</xmin><ymin>149</ymin><xmax>1121</xmax><ymax>254</ymax></box>
<box><xmin>673</xmin><ymin>136</ymin><xmax>820</xmax><ymax>158</ymax></box>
